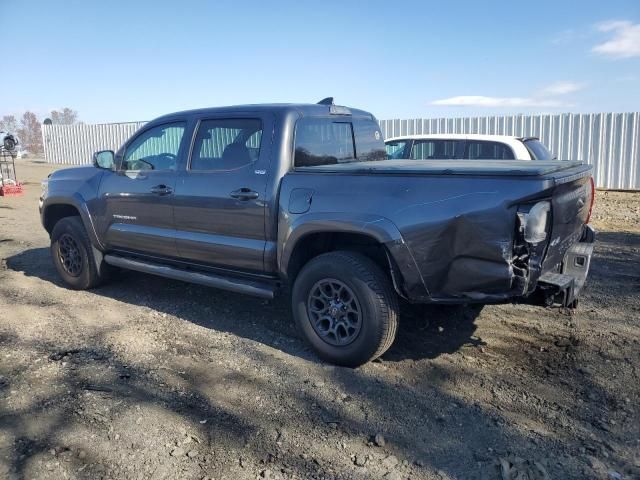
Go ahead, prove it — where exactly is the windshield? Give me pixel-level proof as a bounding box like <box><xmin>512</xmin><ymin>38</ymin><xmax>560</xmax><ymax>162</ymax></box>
<box><xmin>385</xmin><ymin>140</ymin><xmax>408</xmax><ymax>159</ymax></box>
<box><xmin>524</xmin><ymin>139</ymin><xmax>554</xmax><ymax>160</ymax></box>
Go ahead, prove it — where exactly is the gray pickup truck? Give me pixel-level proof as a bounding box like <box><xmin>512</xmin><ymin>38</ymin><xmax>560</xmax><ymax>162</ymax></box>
<box><xmin>40</xmin><ymin>99</ymin><xmax>595</xmax><ymax>366</ymax></box>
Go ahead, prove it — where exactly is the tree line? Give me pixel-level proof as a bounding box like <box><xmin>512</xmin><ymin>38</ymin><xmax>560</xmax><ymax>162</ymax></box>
<box><xmin>0</xmin><ymin>108</ymin><xmax>80</xmax><ymax>154</ymax></box>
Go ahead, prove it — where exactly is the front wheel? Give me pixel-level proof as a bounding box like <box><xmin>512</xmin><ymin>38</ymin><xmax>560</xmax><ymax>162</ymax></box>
<box><xmin>291</xmin><ymin>251</ymin><xmax>399</xmax><ymax>367</ymax></box>
<box><xmin>51</xmin><ymin>216</ymin><xmax>108</xmax><ymax>290</ymax></box>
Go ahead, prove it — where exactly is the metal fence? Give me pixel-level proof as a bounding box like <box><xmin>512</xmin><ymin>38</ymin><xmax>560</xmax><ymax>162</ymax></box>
<box><xmin>43</xmin><ymin>112</ymin><xmax>639</xmax><ymax>189</ymax></box>
<box><xmin>43</xmin><ymin>122</ymin><xmax>146</xmax><ymax>165</ymax></box>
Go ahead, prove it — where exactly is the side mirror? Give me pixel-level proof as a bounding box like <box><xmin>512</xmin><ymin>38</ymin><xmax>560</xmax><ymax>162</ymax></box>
<box><xmin>93</xmin><ymin>150</ymin><xmax>115</xmax><ymax>170</ymax></box>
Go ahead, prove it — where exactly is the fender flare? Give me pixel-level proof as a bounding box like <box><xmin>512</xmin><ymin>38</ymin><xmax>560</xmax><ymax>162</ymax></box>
<box><xmin>42</xmin><ymin>193</ymin><xmax>104</xmax><ymax>251</ymax></box>
<box><xmin>278</xmin><ymin>212</ymin><xmax>428</xmax><ymax>298</ymax></box>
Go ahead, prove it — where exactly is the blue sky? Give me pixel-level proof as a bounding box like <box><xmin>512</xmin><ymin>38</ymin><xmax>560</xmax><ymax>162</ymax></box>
<box><xmin>2</xmin><ymin>0</ymin><xmax>639</xmax><ymax>123</ymax></box>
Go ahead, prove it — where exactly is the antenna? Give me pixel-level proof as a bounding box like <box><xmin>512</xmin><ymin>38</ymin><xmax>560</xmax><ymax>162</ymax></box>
<box><xmin>317</xmin><ymin>97</ymin><xmax>334</xmax><ymax>106</ymax></box>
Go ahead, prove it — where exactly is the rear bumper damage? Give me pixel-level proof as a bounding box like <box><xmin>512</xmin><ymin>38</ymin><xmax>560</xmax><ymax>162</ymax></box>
<box><xmin>535</xmin><ymin>225</ymin><xmax>595</xmax><ymax>307</ymax></box>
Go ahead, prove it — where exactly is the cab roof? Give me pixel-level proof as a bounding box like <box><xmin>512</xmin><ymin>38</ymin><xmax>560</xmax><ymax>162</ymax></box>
<box><xmin>152</xmin><ymin>103</ymin><xmax>375</xmax><ymax>123</ymax></box>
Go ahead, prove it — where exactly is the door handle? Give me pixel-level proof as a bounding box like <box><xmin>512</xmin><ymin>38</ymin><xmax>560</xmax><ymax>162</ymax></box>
<box><xmin>230</xmin><ymin>188</ymin><xmax>259</xmax><ymax>200</ymax></box>
<box><xmin>150</xmin><ymin>184</ymin><xmax>173</xmax><ymax>195</ymax></box>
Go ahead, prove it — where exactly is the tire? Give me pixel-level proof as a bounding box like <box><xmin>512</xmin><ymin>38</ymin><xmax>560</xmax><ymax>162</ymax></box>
<box><xmin>291</xmin><ymin>251</ymin><xmax>399</xmax><ymax>367</ymax></box>
<box><xmin>3</xmin><ymin>135</ymin><xmax>16</xmax><ymax>151</ymax></box>
<box><xmin>50</xmin><ymin>216</ymin><xmax>108</xmax><ymax>290</ymax></box>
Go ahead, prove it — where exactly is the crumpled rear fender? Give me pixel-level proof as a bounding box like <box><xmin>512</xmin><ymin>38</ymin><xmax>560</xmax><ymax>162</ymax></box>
<box><xmin>278</xmin><ymin>212</ymin><xmax>428</xmax><ymax>299</ymax></box>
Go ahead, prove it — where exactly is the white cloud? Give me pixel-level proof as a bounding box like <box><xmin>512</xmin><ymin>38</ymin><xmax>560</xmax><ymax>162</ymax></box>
<box><xmin>432</xmin><ymin>80</ymin><xmax>585</xmax><ymax>109</ymax></box>
<box><xmin>540</xmin><ymin>81</ymin><xmax>586</xmax><ymax>96</ymax></box>
<box><xmin>592</xmin><ymin>20</ymin><xmax>640</xmax><ymax>58</ymax></box>
<box><xmin>431</xmin><ymin>96</ymin><xmax>567</xmax><ymax>108</ymax></box>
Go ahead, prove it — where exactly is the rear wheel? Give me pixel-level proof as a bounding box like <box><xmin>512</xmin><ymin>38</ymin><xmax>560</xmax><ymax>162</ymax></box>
<box><xmin>292</xmin><ymin>251</ymin><xmax>399</xmax><ymax>367</ymax></box>
<box><xmin>51</xmin><ymin>216</ymin><xmax>108</xmax><ymax>290</ymax></box>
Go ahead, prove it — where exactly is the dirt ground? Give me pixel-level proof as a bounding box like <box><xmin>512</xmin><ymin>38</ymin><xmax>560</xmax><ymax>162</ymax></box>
<box><xmin>0</xmin><ymin>159</ymin><xmax>638</xmax><ymax>480</ymax></box>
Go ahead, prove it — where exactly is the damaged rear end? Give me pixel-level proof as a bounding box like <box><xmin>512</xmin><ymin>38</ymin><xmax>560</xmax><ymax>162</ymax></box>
<box><xmin>515</xmin><ymin>170</ymin><xmax>595</xmax><ymax>307</ymax></box>
<box><xmin>290</xmin><ymin>157</ymin><xmax>596</xmax><ymax>308</ymax></box>
<box><xmin>388</xmin><ymin>160</ymin><xmax>596</xmax><ymax>307</ymax></box>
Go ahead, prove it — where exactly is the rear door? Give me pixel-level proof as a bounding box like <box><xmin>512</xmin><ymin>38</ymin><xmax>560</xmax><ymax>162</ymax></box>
<box><xmin>97</xmin><ymin>121</ymin><xmax>187</xmax><ymax>257</ymax></box>
<box><xmin>171</xmin><ymin>113</ymin><xmax>273</xmax><ymax>272</ymax></box>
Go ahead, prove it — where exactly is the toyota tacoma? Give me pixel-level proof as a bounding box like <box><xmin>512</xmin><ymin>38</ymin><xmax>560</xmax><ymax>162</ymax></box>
<box><xmin>40</xmin><ymin>99</ymin><xmax>595</xmax><ymax>366</ymax></box>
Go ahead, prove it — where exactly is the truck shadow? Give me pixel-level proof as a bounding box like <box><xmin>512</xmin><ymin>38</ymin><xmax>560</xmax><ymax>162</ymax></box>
<box><xmin>387</xmin><ymin>303</ymin><xmax>484</xmax><ymax>361</ymax></box>
<box><xmin>5</xmin><ymin>247</ymin><xmax>482</xmax><ymax>364</ymax></box>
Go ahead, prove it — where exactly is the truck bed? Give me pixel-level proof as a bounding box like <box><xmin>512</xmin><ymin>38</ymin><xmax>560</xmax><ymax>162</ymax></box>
<box><xmin>282</xmin><ymin>159</ymin><xmax>594</xmax><ymax>303</ymax></box>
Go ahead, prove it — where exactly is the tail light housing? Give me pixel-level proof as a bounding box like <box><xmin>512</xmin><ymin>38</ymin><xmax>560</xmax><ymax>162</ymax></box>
<box><xmin>523</xmin><ymin>201</ymin><xmax>551</xmax><ymax>244</ymax></box>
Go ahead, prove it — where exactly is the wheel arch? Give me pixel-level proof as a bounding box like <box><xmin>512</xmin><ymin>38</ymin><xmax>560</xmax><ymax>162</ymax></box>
<box><xmin>43</xmin><ymin>203</ymin><xmax>82</xmax><ymax>233</ymax></box>
<box><xmin>42</xmin><ymin>195</ymin><xmax>104</xmax><ymax>251</ymax></box>
<box><xmin>279</xmin><ymin>215</ymin><xmax>408</xmax><ymax>298</ymax></box>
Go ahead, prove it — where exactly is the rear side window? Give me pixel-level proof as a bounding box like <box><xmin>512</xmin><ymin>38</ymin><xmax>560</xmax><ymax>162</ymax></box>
<box><xmin>294</xmin><ymin>118</ymin><xmax>355</xmax><ymax>167</ymax></box>
<box><xmin>294</xmin><ymin>117</ymin><xmax>387</xmax><ymax>167</ymax></box>
<box><xmin>190</xmin><ymin>118</ymin><xmax>262</xmax><ymax>171</ymax></box>
<box><xmin>410</xmin><ymin>140</ymin><xmax>464</xmax><ymax>160</ymax></box>
<box><xmin>465</xmin><ymin>141</ymin><xmax>515</xmax><ymax>160</ymax></box>
<box><xmin>524</xmin><ymin>139</ymin><xmax>554</xmax><ymax>160</ymax></box>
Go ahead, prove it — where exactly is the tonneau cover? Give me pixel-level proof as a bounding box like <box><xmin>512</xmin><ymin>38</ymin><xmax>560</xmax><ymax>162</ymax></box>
<box><xmin>296</xmin><ymin>159</ymin><xmax>590</xmax><ymax>177</ymax></box>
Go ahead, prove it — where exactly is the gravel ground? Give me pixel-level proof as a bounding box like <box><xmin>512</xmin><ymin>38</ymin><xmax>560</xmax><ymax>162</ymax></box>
<box><xmin>0</xmin><ymin>159</ymin><xmax>638</xmax><ymax>480</ymax></box>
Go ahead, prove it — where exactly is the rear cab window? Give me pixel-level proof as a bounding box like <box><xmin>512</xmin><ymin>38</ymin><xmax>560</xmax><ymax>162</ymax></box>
<box><xmin>523</xmin><ymin>139</ymin><xmax>554</xmax><ymax>160</ymax></box>
<box><xmin>294</xmin><ymin>117</ymin><xmax>385</xmax><ymax>167</ymax></box>
<box><xmin>353</xmin><ymin>119</ymin><xmax>386</xmax><ymax>162</ymax></box>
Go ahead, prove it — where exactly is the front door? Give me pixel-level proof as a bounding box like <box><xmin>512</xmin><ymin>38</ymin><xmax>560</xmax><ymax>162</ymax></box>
<box><xmin>172</xmin><ymin>115</ymin><xmax>271</xmax><ymax>273</ymax></box>
<box><xmin>97</xmin><ymin>121</ymin><xmax>187</xmax><ymax>258</ymax></box>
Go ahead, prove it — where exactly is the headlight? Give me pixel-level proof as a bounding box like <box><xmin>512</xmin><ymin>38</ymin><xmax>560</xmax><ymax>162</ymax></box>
<box><xmin>524</xmin><ymin>201</ymin><xmax>551</xmax><ymax>244</ymax></box>
<box><xmin>40</xmin><ymin>179</ymin><xmax>49</xmax><ymax>198</ymax></box>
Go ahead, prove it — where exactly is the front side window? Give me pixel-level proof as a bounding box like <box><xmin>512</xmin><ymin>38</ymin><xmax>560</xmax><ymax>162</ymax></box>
<box><xmin>123</xmin><ymin>122</ymin><xmax>185</xmax><ymax>171</ymax></box>
<box><xmin>465</xmin><ymin>141</ymin><xmax>515</xmax><ymax>160</ymax></box>
<box><xmin>294</xmin><ymin>118</ymin><xmax>355</xmax><ymax>167</ymax></box>
<box><xmin>190</xmin><ymin>118</ymin><xmax>262</xmax><ymax>171</ymax></box>
<box><xmin>411</xmin><ymin>140</ymin><xmax>464</xmax><ymax>160</ymax></box>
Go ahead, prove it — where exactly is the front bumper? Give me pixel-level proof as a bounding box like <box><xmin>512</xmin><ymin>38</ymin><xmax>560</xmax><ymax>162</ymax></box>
<box><xmin>536</xmin><ymin>225</ymin><xmax>596</xmax><ymax>307</ymax></box>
